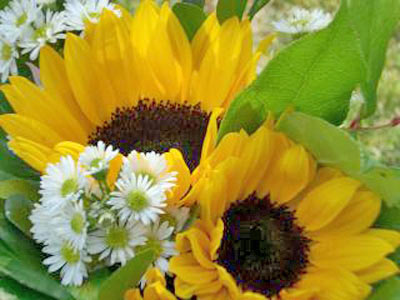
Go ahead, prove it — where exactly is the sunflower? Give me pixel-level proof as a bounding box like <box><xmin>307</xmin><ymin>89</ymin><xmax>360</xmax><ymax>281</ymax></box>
<box><xmin>169</xmin><ymin>116</ymin><xmax>400</xmax><ymax>300</ymax></box>
<box><xmin>124</xmin><ymin>268</ymin><xmax>177</xmax><ymax>300</ymax></box>
<box><xmin>0</xmin><ymin>0</ymin><xmax>271</xmax><ymax>203</ymax></box>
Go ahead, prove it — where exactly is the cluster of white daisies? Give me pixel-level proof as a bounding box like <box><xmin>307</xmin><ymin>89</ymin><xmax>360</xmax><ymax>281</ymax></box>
<box><xmin>272</xmin><ymin>6</ymin><xmax>332</xmax><ymax>35</ymax></box>
<box><xmin>0</xmin><ymin>0</ymin><xmax>120</xmax><ymax>82</ymax></box>
<box><xmin>30</xmin><ymin>141</ymin><xmax>190</xmax><ymax>286</ymax></box>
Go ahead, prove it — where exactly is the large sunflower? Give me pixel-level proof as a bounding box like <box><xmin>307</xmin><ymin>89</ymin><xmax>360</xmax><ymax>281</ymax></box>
<box><xmin>169</xmin><ymin>117</ymin><xmax>400</xmax><ymax>300</ymax></box>
<box><xmin>0</xmin><ymin>0</ymin><xmax>269</xmax><ymax>192</ymax></box>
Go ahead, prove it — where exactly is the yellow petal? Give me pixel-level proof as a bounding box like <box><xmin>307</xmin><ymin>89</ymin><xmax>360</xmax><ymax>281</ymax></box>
<box><xmin>366</xmin><ymin>228</ymin><xmax>400</xmax><ymax>248</ymax></box>
<box><xmin>0</xmin><ymin>114</ymin><xmax>62</xmax><ymax>147</ymax></box>
<box><xmin>53</xmin><ymin>141</ymin><xmax>85</xmax><ymax>161</ymax></box>
<box><xmin>143</xmin><ymin>282</ymin><xmax>177</xmax><ymax>300</ymax></box>
<box><xmin>356</xmin><ymin>258</ymin><xmax>399</xmax><ymax>284</ymax></box>
<box><xmin>310</xmin><ymin>235</ymin><xmax>394</xmax><ymax>271</ymax></box>
<box><xmin>64</xmin><ymin>33</ymin><xmax>117</xmax><ymax>125</ymax></box>
<box><xmin>200</xmin><ymin>107</ymin><xmax>224</xmax><ymax>163</ymax></box>
<box><xmin>295</xmin><ymin>177</ymin><xmax>361</xmax><ymax>231</ymax></box>
<box><xmin>124</xmin><ymin>289</ymin><xmax>143</xmax><ymax>300</ymax></box>
<box><xmin>311</xmin><ymin>190</ymin><xmax>381</xmax><ymax>239</ymax></box>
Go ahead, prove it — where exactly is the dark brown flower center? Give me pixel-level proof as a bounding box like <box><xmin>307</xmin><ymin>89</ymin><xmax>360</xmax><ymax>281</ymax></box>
<box><xmin>88</xmin><ymin>99</ymin><xmax>211</xmax><ymax>172</ymax></box>
<box><xmin>217</xmin><ymin>194</ymin><xmax>311</xmax><ymax>298</ymax></box>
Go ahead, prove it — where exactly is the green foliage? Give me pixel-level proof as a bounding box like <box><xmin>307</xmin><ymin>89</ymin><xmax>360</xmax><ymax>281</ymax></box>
<box><xmin>216</xmin><ymin>0</ymin><xmax>247</xmax><ymax>24</ymax></box>
<box><xmin>368</xmin><ymin>277</ymin><xmax>400</xmax><ymax>300</ymax></box>
<box><xmin>68</xmin><ymin>269</ymin><xmax>111</xmax><ymax>300</ymax></box>
<box><xmin>0</xmin><ymin>180</ymin><xmax>39</xmax><ymax>201</ymax></box>
<box><xmin>218</xmin><ymin>0</ymin><xmax>400</xmax><ymax>140</ymax></box>
<box><xmin>5</xmin><ymin>195</ymin><xmax>34</xmax><ymax>238</ymax></box>
<box><xmin>346</xmin><ymin>0</ymin><xmax>400</xmax><ymax>117</ymax></box>
<box><xmin>173</xmin><ymin>2</ymin><xmax>206</xmax><ymax>41</ymax></box>
<box><xmin>183</xmin><ymin>0</ymin><xmax>205</xmax><ymax>8</ymax></box>
<box><xmin>99</xmin><ymin>249</ymin><xmax>155</xmax><ymax>300</ymax></box>
<box><xmin>0</xmin><ymin>277</ymin><xmax>54</xmax><ymax>300</ymax></box>
<box><xmin>247</xmin><ymin>0</ymin><xmax>271</xmax><ymax>20</ymax></box>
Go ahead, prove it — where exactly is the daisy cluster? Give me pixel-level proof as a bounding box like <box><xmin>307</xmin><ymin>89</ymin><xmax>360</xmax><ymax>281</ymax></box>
<box><xmin>0</xmin><ymin>0</ymin><xmax>120</xmax><ymax>82</ymax></box>
<box><xmin>29</xmin><ymin>141</ymin><xmax>190</xmax><ymax>286</ymax></box>
<box><xmin>272</xmin><ymin>6</ymin><xmax>332</xmax><ymax>35</ymax></box>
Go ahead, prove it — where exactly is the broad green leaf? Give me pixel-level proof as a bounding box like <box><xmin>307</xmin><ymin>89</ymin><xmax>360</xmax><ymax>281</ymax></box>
<box><xmin>5</xmin><ymin>195</ymin><xmax>34</xmax><ymax>237</ymax></box>
<box><xmin>0</xmin><ymin>91</ymin><xmax>13</xmax><ymax>114</ymax></box>
<box><xmin>173</xmin><ymin>3</ymin><xmax>207</xmax><ymax>41</ymax></box>
<box><xmin>68</xmin><ymin>269</ymin><xmax>111</xmax><ymax>300</ymax></box>
<box><xmin>277</xmin><ymin>112</ymin><xmax>361</xmax><ymax>173</ymax></box>
<box><xmin>375</xmin><ymin>203</ymin><xmax>400</xmax><ymax>231</ymax></box>
<box><xmin>0</xmin><ymin>277</ymin><xmax>54</xmax><ymax>300</ymax></box>
<box><xmin>0</xmin><ymin>180</ymin><xmax>39</xmax><ymax>201</ymax></box>
<box><xmin>218</xmin><ymin>0</ymin><xmax>364</xmax><ymax>140</ymax></box>
<box><xmin>0</xmin><ymin>140</ymin><xmax>40</xmax><ymax>181</ymax></box>
<box><xmin>247</xmin><ymin>0</ymin><xmax>271</xmax><ymax>20</ymax></box>
<box><xmin>183</xmin><ymin>0</ymin><xmax>205</xmax><ymax>8</ymax></box>
<box><xmin>216</xmin><ymin>0</ymin><xmax>247</xmax><ymax>24</ymax></box>
<box><xmin>99</xmin><ymin>249</ymin><xmax>155</xmax><ymax>300</ymax></box>
<box><xmin>368</xmin><ymin>277</ymin><xmax>400</xmax><ymax>300</ymax></box>
<box><xmin>347</xmin><ymin>0</ymin><xmax>400</xmax><ymax>117</ymax></box>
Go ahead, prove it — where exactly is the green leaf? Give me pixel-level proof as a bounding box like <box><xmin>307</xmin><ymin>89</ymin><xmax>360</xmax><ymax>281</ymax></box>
<box><xmin>0</xmin><ymin>277</ymin><xmax>55</xmax><ymax>300</ymax></box>
<box><xmin>368</xmin><ymin>277</ymin><xmax>400</xmax><ymax>300</ymax></box>
<box><xmin>0</xmin><ymin>179</ymin><xmax>40</xmax><ymax>201</ymax></box>
<box><xmin>247</xmin><ymin>0</ymin><xmax>271</xmax><ymax>20</ymax></box>
<box><xmin>173</xmin><ymin>3</ymin><xmax>207</xmax><ymax>41</ymax></box>
<box><xmin>375</xmin><ymin>203</ymin><xmax>400</xmax><ymax>231</ymax></box>
<box><xmin>183</xmin><ymin>0</ymin><xmax>205</xmax><ymax>8</ymax></box>
<box><xmin>68</xmin><ymin>269</ymin><xmax>111</xmax><ymax>300</ymax></box>
<box><xmin>347</xmin><ymin>0</ymin><xmax>400</xmax><ymax>117</ymax></box>
<box><xmin>0</xmin><ymin>139</ymin><xmax>40</xmax><ymax>182</ymax></box>
<box><xmin>99</xmin><ymin>249</ymin><xmax>155</xmax><ymax>300</ymax></box>
<box><xmin>216</xmin><ymin>0</ymin><xmax>247</xmax><ymax>24</ymax></box>
<box><xmin>277</xmin><ymin>112</ymin><xmax>361</xmax><ymax>173</ymax></box>
<box><xmin>218</xmin><ymin>0</ymin><xmax>365</xmax><ymax>140</ymax></box>
<box><xmin>5</xmin><ymin>195</ymin><xmax>34</xmax><ymax>238</ymax></box>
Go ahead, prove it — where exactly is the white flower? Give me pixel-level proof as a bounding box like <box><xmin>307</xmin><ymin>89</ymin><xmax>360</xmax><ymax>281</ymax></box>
<box><xmin>122</xmin><ymin>151</ymin><xmax>177</xmax><ymax>191</ymax></box>
<box><xmin>0</xmin><ymin>0</ymin><xmax>41</xmax><ymax>40</ymax></box>
<box><xmin>0</xmin><ymin>37</ymin><xmax>18</xmax><ymax>82</ymax></box>
<box><xmin>40</xmin><ymin>156</ymin><xmax>88</xmax><ymax>211</ymax></box>
<box><xmin>64</xmin><ymin>0</ymin><xmax>121</xmax><ymax>32</ymax></box>
<box><xmin>272</xmin><ymin>7</ymin><xmax>332</xmax><ymax>35</ymax></box>
<box><xmin>161</xmin><ymin>206</ymin><xmax>190</xmax><ymax>233</ymax></box>
<box><xmin>139</xmin><ymin>220</ymin><xmax>177</xmax><ymax>288</ymax></box>
<box><xmin>87</xmin><ymin>220</ymin><xmax>147</xmax><ymax>266</ymax></box>
<box><xmin>79</xmin><ymin>141</ymin><xmax>119</xmax><ymax>176</ymax></box>
<box><xmin>19</xmin><ymin>10</ymin><xmax>66</xmax><ymax>60</ymax></box>
<box><xmin>30</xmin><ymin>202</ymin><xmax>54</xmax><ymax>244</ymax></box>
<box><xmin>109</xmin><ymin>173</ymin><xmax>167</xmax><ymax>225</ymax></box>
<box><xmin>54</xmin><ymin>201</ymin><xmax>88</xmax><ymax>250</ymax></box>
<box><xmin>37</xmin><ymin>0</ymin><xmax>56</xmax><ymax>4</ymax></box>
<box><xmin>42</xmin><ymin>240</ymin><xmax>91</xmax><ymax>286</ymax></box>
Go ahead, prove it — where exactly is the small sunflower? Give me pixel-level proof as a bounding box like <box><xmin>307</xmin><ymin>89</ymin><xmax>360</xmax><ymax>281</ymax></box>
<box><xmin>0</xmin><ymin>0</ymin><xmax>271</xmax><ymax>205</ymax></box>
<box><xmin>169</xmin><ymin>117</ymin><xmax>400</xmax><ymax>300</ymax></box>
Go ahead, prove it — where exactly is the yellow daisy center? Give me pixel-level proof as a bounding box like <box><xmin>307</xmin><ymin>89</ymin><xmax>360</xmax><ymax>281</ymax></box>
<box><xmin>61</xmin><ymin>178</ymin><xmax>78</xmax><ymax>197</ymax></box>
<box><xmin>217</xmin><ymin>193</ymin><xmax>311</xmax><ymax>297</ymax></box>
<box><xmin>88</xmin><ymin>99</ymin><xmax>212</xmax><ymax>172</ymax></box>
<box><xmin>127</xmin><ymin>190</ymin><xmax>148</xmax><ymax>212</ymax></box>
<box><xmin>61</xmin><ymin>243</ymin><xmax>80</xmax><ymax>264</ymax></box>
<box><xmin>106</xmin><ymin>226</ymin><xmax>129</xmax><ymax>249</ymax></box>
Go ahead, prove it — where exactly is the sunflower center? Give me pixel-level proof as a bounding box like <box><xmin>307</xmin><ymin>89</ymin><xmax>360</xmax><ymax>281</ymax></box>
<box><xmin>217</xmin><ymin>194</ymin><xmax>311</xmax><ymax>298</ymax></box>
<box><xmin>88</xmin><ymin>99</ymin><xmax>212</xmax><ymax>172</ymax></box>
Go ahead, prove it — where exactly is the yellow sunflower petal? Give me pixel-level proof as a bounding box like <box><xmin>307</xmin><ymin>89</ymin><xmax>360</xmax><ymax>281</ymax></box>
<box><xmin>356</xmin><ymin>258</ymin><xmax>399</xmax><ymax>284</ymax></box>
<box><xmin>124</xmin><ymin>289</ymin><xmax>143</xmax><ymax>300</ymax></box>
<box><xmin>295</xmin><ymin>177</ymin><xmax>361</xmax><ymax>231</ymax></box>
<box><xmin>200</xmin><ymin>107</ymin><xmax>224</xmax><ymax>163</ymax></box>
<box><xmin>143</xmin><ymin>282</ymin><xmax>177</xmax><ymax>300</ymax></box>
<box><xmin>310</xmin><ymin>235</ymin><xmax>394</xmax><ymax>271</ymax></box>
<box><xmin>53</xmin><ymin>141</ymin><xmax>85</xmax><ymax>161</ymax></box>
<box><xmin>366</xmin><ymin>228</ymin><xmax>400</xmax><ymax>248</ymax></box>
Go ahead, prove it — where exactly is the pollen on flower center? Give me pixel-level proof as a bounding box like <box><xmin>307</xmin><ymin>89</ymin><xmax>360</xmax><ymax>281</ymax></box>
<box><xmin>127</xmin><ymin>191</ymin><xmax>148</xmax><ymax>212</ymax></box>
<box><xmin>61</xmin><ymin>178</ymin><xmax>78</xmax><ymax>197</ymax></box>
<box><xmin>71</xmin><ymin>213</ymin><xmax>85</xmax><ymax>234</ymax></box>
<box><xmin>61</xmin><ymin>243</ymin><xmax>80</xmax><ymax>264</ymax></box>
<box><xmin>16</xmin><ymin>13</ymin><xmax>27</xmax><ymax>26</ymax></box>
<box><xmin>106</xmin><ymin>226</ymin><xmax>129</xmax><ymax>248</ymax></box>
<box><xmin>88</xmin><ymin>99</ymin><xmax>212</xmax><ymax>172</ymax></box>
<box><xmin>1</xmin><ymin>44</ymin><xmax>12</xmax><ymax>61</ymax></box>
<box><xmin>138</xmin><ymin>238</ymin><xmax>163</xmax><ymax>257</ymax></box>
<box><xmin>217</xmin><ymin>193</ymin><xmax>311</xmax><ymax>298</ymax></box>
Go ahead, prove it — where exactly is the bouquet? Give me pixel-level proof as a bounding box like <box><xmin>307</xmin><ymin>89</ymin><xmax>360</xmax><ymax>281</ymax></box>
<box><xmin>0</xmin><ymin>0</ymin><xmax>399</xmax><ymax>299</ymax></box>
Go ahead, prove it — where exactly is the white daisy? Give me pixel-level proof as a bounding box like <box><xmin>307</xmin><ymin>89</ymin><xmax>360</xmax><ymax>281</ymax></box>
<box><xmin>138</xmin><ymin>220</ymin><xmax>177</xmax><ymax>287</ymax></box>
<box><xmin>0</xmin><ymin>0</ymin><xmax>41</xmax><ymax>40</ymax></box>
<box><xmin>64</xmin><ymin>0</ymin><xmax>121</xmax><ymax>32</ymax></box>
<box><xmin>55</xmin><ymin>201</ymin><xmax>88</xmax><ymax>250</ymax></box>
<box><xmin>79</xmin><ymin>141</ymin><xmax>119</xmax><ymax>176</ymax></box>
<box><xmin>37</xmin><ymin>0</ymin><xmax>56</xmax><ymax>4</ymax></box>
<box><xmin>30</xmin><ymin>202</ymin><xmax>54</xmax><ymax>245</ymax></box>
<box><xmin>161</xmin><ymin>206</ymin><xmax>190</xmax><ymax>233</ymax></box>
<box><xmin>87</xmin><ymin>220</ymin><xmax>147</xmax><ymax>266</ymax></box>
<box><xmin>42</xmin><ymin>240</ymin><xmax>91</xmax><ymax>286</ymax></box>
<box><xmin>0</xmin><ymin>37</ymin><xmax>18</xmax><ymax>82</ymax></box>
<box><xmin>109</xmin><ymin>173</ymin><xmax>167</xmax><ymax>225</ymax></box>
<box><xmin>122</xmin><ymin>151</ymin><xmax>177</xmax><ymax>191</ymax></box>
<box><xmin>272</xmin><ymin>7</ymin><xmax>332</xmax><ymax>35</ymax></box>
<box><xmin>19</xmin><ymin>10</ymin><xmax>66</xmax><ymax>60</ymax></box>
<box><xmin>40</xmin><ymin>156</ymin><xmax>88</xmax><ymax>211</ymax></box>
